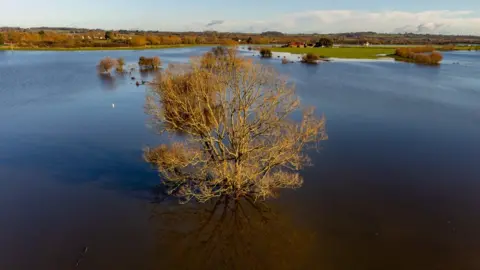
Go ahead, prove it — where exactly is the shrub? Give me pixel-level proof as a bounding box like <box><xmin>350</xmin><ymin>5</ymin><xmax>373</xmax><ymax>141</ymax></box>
<box><xmin>429</xmin><ymin>52</ymin><xmax>443</xmax><ymax>63</ymax></box>
<box><xmin>139</xmin><ymin>56</ymin><xmax>161</xmax><ymax>70</ymax></box>
<box><xmin>116</xmin><ymin>57</ymin><xmax>125</xmax><ymax>72</ymax></box>
<box><xmin>97</xmin><ymin>57</ymin><xmax>117</xmax><ymax>73</ymax></box>
<box><xmin>152</xmin><ymin>56</ymin><xmax>161</xmax><ymax>69</ymax></box>
<box><xmin>395</xmin><ymin>46</ymin><xmax>435</xmax><ymax>58</ymax></box>
<box><xmin>259</xmin><ymin>48</ymin><xmax>272</xmax><ymax>58</ymax></box>
<box><xmin>301</xmin><ymin>53</ymin><xmax>320</xmax><ymax>64</ymax></box>
<box><xmin>394</xmin><ymin>47</ymin><xmax>443</xmax><ymax>65</ymax></box>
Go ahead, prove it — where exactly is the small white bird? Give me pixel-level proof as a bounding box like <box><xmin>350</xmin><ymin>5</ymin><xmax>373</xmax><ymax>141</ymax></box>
<box><xmin>112</xmin><ymin>103</ymin><xmax>115</xmax><ymax>108</ymax></box>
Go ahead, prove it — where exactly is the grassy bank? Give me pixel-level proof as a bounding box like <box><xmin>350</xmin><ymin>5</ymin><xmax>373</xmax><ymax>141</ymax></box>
<box><xmin>270</xmin><ymin>47</ymin><xmax>396</xmax><ymax>59</ymax></box>
<box><xmin>437</xmin><ymin>45</ymin><xmax>480</xmax><ymax>51</ymax></box>
<box><xmin>0</xmin><ymin>44</ymin><xmax>216</xmax><ymax>51</ymax></box>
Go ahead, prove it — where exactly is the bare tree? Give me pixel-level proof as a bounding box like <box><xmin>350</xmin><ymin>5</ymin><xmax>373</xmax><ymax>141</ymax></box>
<box><xmin>144</xmin><ymin>49</ymin><xmax>327</xmax><ymax>203</ymax></box>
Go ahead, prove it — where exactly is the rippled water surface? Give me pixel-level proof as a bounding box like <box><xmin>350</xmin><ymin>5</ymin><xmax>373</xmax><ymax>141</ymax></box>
<box><xmin>1</xmin><ymin>48</ymin><xmax>479</xmax><ymax>270</ymax></box>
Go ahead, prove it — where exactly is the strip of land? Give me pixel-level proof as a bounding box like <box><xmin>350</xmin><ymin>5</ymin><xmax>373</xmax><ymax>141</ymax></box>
<box><xmin>269</xmin><ymin>46</ymin><xmax>478</xmax><ymax>59</ymax></box>
<box><xmin>0</xmin><ymin>44</ymin><xmax>214</xmax><ymax>51</ymax></box>
<box><xmin>270</xmin><ymin>47</ymin><xmax>396</xmax><ymax>59</ymax></box>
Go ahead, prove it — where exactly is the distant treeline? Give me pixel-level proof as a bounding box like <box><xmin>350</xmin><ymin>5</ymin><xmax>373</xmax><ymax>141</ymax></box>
<box><xmin>2</xmin><ymin>28</ymin><xmax>480</xmax><ymax>48</ymax></box>
<box><xmin>0</xmin><ymin>30</ymin><xmax>238</xmax><ymax>48</ymax></box>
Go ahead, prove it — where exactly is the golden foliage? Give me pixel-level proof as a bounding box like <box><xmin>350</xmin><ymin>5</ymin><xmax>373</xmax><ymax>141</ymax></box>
<box><xmin>97</xmin><ymin>57</ymin><xmax>118</xmax><ymax>73</ymax></box>
<box><xmin>144</xmin><ymin>50</ymin><xmax>327</xmax><ymax>203</ymax></box>
<box><xmin>146</xmin><ymin>35</ymin><xmax>161</xmax><ymax>45</ymax></box>
<box><xmin>161</xmin><ymin>36</ymin><xmax>183</xmax><ymax>45</ymax></box>
<box><xmin>130</xmin><ymin>35</ymin><xmax>147</xmax><ymax>46</ymax></box>
<box><xmin>116</xmin><ymin>57</ymin><xmax>125</xmax><ymax>72</ymax></box>
<box><xmin>395</xmin><ymin>47</ymin><xmax>443</xmax><ymax>65</ymax></box>
<box><xmin>139</xmin><ymin>56</ymin><xmax>161</xmax><ymax>70</ymax></box>
<box><xmin>301</xmin><ymin>53</ymin><xmax>321</xmax><ymax>64</ymax></box>
<box><xmin>219</xmin><ymin>39</ymin><xmax>239</xmax><ymax>46</ymax></box>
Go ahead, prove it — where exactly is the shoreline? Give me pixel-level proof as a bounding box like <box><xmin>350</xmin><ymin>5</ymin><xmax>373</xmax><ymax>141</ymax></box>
<box><xmin>0</xmin><ymin>44</ymin><xmax>217</xmax><ymax>51</ymax></box>
<box><xmin>267</xmin><ymin>46</ymin><xmax>478</xmax><ymax>60</ymax></box>
<box><xmin>241</xmin><ymin>48</ymin><xmax>396</xmax><ymax>61</ymax></box>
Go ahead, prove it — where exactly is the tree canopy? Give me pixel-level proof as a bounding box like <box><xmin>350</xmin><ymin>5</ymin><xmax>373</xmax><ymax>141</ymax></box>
<box><xmin>105</xmin><ymin>31</ymin><xmax>113</xmax><ymax>40</ymax></box>
<box><xmin>315</xmin><ymin>37</ymin><xmax>334</xmax><ymax>48</ymax></box>
<box><xmin>144</xmin><ymin>48</ymin><xmax>327</xmax><ymax>203</ymax></box>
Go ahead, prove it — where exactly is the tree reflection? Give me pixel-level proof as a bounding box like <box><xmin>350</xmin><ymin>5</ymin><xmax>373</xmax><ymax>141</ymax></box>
<box><xmin>139</xmin><ymin>69</ymin><xmax>158</xmax><ymax>80</ymax></box>
<box><xmin>97</xmin><ymin>73</ymin><xmax>116</xmax><ymax>91</ymax></box>
<box><xmin>149</xmin><ymin>195</ymin><xmax>317</xmax><ymax>270</ymax></box>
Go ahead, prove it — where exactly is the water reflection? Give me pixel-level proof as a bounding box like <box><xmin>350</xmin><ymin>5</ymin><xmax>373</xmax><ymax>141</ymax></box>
<box><xmin>97</xmin><ymin>73</ymin><xmax>117</xmax><ymax>91</ymax></box>
<box><xmin>149</xmin><ymin>196</ymin><xmax>316</xmax><ymax>270</ymax></box>
<box><xmin>140</xmin><ymin>69</ymin><xmax>159</xmax><ymax>80</ymax></box>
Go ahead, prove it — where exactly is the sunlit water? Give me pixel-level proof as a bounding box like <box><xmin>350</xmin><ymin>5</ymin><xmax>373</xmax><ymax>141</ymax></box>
<box><xmin>1</xmin><ymin>48</ymin><xmax>479</xmax><ymax>270</ymax></box>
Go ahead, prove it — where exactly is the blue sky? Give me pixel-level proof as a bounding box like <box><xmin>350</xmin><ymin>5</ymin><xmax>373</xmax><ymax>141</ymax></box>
<box><xmin>2</xmin><ymin>0</ymin><xmax>480</xmax><ymax>34</ymax></box>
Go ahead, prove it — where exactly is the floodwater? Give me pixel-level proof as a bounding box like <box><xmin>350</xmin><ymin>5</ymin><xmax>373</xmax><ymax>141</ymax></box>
<box><xmin>0</xmin><ymin>48</ymin><xmax>479</xmax><ymax>270</ymax></box>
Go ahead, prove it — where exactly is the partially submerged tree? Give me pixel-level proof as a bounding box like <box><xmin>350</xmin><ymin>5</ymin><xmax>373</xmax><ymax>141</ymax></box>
<box><xmin>139</xmin><ymin>56</ymin><xmax>161</xmax><ymax>70</ymax></box>
<box><xmin>116</xmin><ymin>57</ymin><xmax>125</xmax><ymax>73</ymax></box>
<box><xmin>97</xmin><ymin>57</ymin><xmax>118</xmax><ymax>74</ymax></box>
<box><xmin>259</xmin><ymin>48</ymin><xmax>273</xmax><ymax>58</ymax></box>
<box><xmin>152</xmin><ymin>56</ymin><xmax>161</xmax><ymax>69</ymax></box>
<box><xmin>144</xmin><ymin>49</ymin><xmax>327</xmax><ymax>203</ymax></box>
<box><xmin>301</xmin><ymin>53</ymin><xmax>321</xmax><ymax>64</ymax></box>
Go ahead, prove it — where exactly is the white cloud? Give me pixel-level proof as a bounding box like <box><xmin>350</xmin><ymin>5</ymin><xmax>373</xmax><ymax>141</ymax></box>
<box><xmin>202</xmin><ymin>10</ymin><xmax>480</xmax><ymax>35</ymax></box>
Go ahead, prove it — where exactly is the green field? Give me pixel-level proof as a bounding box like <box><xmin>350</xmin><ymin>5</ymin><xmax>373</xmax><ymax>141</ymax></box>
<box><xmin>270</xmin><ymin>47</ymin><xmax>396</xmax><ymax>59</ymax></box>
<box><xmin>0</xmin><ymin>44</ymin><xmax>215</xmax><ymax>51</ymax></box>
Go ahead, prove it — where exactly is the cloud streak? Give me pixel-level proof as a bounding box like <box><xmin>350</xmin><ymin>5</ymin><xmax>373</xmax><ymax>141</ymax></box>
<box><xmin>204</xmin><ymin>10</ymin><xmax>480</xmax><ymax>35</ymax></box>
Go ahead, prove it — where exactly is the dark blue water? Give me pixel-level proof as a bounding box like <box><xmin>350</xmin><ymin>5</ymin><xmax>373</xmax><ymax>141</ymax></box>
<box><xmin>1</xmin><ymin>48</ymin><xmax>479</xmax><ymax>269</ymax></box>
